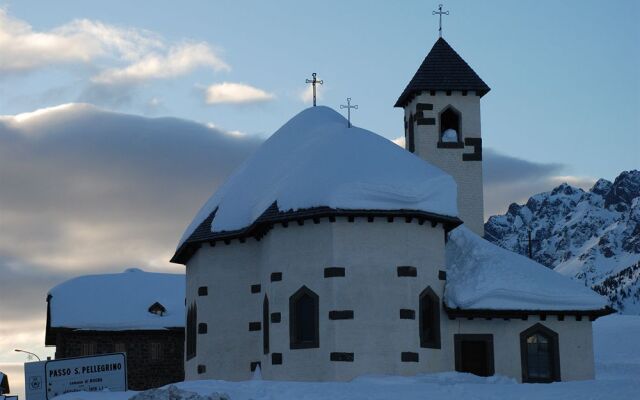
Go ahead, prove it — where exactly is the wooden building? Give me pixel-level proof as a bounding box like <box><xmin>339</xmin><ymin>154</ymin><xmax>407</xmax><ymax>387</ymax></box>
<box><xmin>45</xmin><ymin>269</ymin><xmax>185</xmax><ymax>390</ymax></box>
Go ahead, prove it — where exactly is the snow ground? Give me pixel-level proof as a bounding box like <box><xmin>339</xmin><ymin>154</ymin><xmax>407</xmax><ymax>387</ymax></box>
<box><xmin>53</xmin><ymin>315</ymin><xmax>640</xmax><ymax>400</ymax></box>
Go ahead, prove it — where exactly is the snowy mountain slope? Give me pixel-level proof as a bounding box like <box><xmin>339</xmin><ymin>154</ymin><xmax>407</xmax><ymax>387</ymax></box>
<box><xmin>485</xmin><ymin>170</ymin><xmax>640</xmax><ymax>313</ymax></box>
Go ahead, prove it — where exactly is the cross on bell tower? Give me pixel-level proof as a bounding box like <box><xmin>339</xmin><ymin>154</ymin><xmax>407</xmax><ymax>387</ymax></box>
<box><xmin>432</xmin><ymin>4</ymin><xmax>449</xmax><ymax>38</ymax></box>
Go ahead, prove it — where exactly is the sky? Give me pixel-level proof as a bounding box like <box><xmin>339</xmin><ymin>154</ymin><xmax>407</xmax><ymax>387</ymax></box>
<box><xmin>0</xmin><ymin>0</ymin><xmax>638</xmax><ymax>397</ymax></box>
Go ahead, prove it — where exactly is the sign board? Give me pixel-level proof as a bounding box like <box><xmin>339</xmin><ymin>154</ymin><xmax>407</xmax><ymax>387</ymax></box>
<box><xmin>25</xmin><ymin>354</ymin><xmax>126</xmax><ymax>400</ymax></box>
<box><xmin>24</xmin><ymin>361</ymin><xmax>46</xmax><ymax>400</ymax></box>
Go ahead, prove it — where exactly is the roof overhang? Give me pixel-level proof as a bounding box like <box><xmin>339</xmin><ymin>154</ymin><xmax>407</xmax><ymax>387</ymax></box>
<box><xmin>46</xmin><ymin>326</ymin><xmax>184</xmax><ymax>346</ymax></box>
<box><xmin>443</xmin><ymin>304</ymin><xmax>616</xmax><ymax>322</ymax></box>
<box><xmin>172</xmin><ymin>205</ymin><xmax>463</xmax><ymax>265</ymax></box>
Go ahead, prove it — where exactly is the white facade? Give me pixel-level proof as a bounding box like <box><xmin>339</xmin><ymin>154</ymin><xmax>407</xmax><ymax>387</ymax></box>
<box><xmin>184</xmin><ymin>218</ymin><xmax>597</xmax><ymax>383</ymax></box>
<box><xmin>186</xmin><ymin>218</ymin><xmax>446</xmax><ymax>381</ymax></box>
<box><xmin>403</xmin><ymin>91</ymin><xmax>485</xmax><ymax>236</ymax></box>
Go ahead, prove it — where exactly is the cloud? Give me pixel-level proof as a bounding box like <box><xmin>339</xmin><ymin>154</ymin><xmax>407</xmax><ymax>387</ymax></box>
<box><xmin>204</xmin><ymin>82</ymin><xmax>275</xmax><ymax>105</ymax></box>
<box><xmin>393</xmin><ymin>136</ymin><xmax>405</xmax><ymax>147</ymax></box>
<box><xmin>391</xmin><ymin>137</ymin><xmax>596</xmax><ymax>218</ymax></box>
<box><xmin>0</xmin><ymin>10</ymin><xmax>102</xmax><ymax>71</ymax></box>
<box><xmin>482</xmin><ymin>149</ymin><xmax>596</xmax><ymax>217</ymax></box>
<box><xmin>0</xmin><ymin>103</ymin><xmax>261</xmax><ymax>273</ymax></box>
<box><xmin>0</xmin><ymin>10</ymin><xmax>228</xmax><ymax>86</ymax></box>
<box><xmin>300</xmin><ymin>83</ymin><xmax>325</xmax><ymax>104</ymax></box>
<box><xmin>93</xmin><ymin>43</ymin><xmax>229</xmax><ymax>85</ymax></box>
<box><xmin>0</xmin><ymin>9</ymin><xmax>158</xmax><ymax>72</ymax></box>
<box><xmin>0</xmin><ymin>104</ymin><xmax>263</xmax><ymax>396</ymax></box>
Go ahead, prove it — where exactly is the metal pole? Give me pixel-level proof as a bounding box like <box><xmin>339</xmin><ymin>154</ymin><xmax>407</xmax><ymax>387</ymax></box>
<box><xmin>15</xmin><ymin>349</ymin><xmax>41</xmax><ymax>361</ymax></box>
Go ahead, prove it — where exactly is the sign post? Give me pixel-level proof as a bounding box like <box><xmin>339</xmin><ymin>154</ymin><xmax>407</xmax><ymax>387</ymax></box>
<box><xmin>25</xmin><ymin>353</ymin><xmax>127</xmax><ymax>400</ymax></box>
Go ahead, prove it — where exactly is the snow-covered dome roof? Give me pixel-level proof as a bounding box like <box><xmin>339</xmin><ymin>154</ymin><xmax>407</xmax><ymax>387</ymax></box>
<box><xmin>445</xmin><ymin>226</ymin><xmax>610</xmax><ymax>312</ymax></box>
<box><xmin>174</xmin><ymin>106</ymin><xmax>459</xmax><ymax>259</ymax></box>
<box><xmin>47</xmin><ymin>269</ymin><xmax>185</xmax><ymax>332</ymax></box>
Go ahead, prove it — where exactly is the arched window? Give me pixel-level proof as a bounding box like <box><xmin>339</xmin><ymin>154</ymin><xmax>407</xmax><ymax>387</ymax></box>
<box><xmin>419</xmin><ymin>287</ymin><xmax>441</xmax><ymax>349</ymax></box>
<box><xmin>439</xmin><ymin>106</ymin><xmax>461</xmax><ymax>143</ymax></box>
<box><xmin>263</xmin><ymin>295</ymin><xmax>270</xmax><ymax>355</ymax></box>
<box><xmin>520</xmin><ymin>323</ymin><xmax>560</xmax><ymax>383</ymax></box>
<box><xmin>289</xmin><ymin>286</ymin><xmax>319</xmax><ymax>349</ymax></box>
<box><xmin>186</xmin><ymin>302</ymin><xmax>197</xmax><ymax>360</ymax></box>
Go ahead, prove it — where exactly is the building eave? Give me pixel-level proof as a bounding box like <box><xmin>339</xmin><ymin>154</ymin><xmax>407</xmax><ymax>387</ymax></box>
<box><xmin>443</xmin><ymin>304</ymin><xmax>616</xmax><ymax>322</ymax></box>
<box><xmin>46</xmin><ymin>326</ymin><xmax>184</xmax><ymax>345</ymax></box>
<box><xmin>171</xmin><ymin>205</ymin><xmax>463</xmax><ymax>265</ymax></box>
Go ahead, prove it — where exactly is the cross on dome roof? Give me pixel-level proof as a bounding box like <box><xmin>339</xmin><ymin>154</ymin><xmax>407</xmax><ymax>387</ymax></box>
<box><xmin>394</xmin><ymin>37</ymin><xmax>490</xmax><ymax>108</ymax></box>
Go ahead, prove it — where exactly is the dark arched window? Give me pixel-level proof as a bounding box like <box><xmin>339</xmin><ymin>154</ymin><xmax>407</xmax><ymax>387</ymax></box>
<box><xmin>186</xmin><ymin>302</ymin><xmax>197</xmax><ymax>360</ymax></box>
<box><xmin>520</xmin><ymin>323</ymin><xmax>560</xmax><ymax>383</ymax></box>
<box><xmin>419</xmin><ymin>287</ymin><xmax>441</xmax><ymax>349</ymax></box>
<box><xmin>263</xmin><ymin>295</ymin><xmax>270</xmax><ymax>355</ymax></box>
<box><xmin>439</xmin><ymin>106</ymin><xmax>461</xmax><ymax>143</ymax></box>
<box><xmin>289</xmin><ymin>286</ymin><xmax>319</xmax><ymax>349</ymax></box>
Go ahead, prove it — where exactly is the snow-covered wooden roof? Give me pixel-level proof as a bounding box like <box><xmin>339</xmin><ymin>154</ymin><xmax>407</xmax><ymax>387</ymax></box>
<box><xmin>173</xmin><ymin>106</ymin><xmax>459</xmax><ymax>263</ymax></box>
<box><xmin>444</xmin><ymin>226</ymin><xmax>611</xmax><ymax>314</ymax></box>
<box><xmin>47</xmin><ymin>269</ymin><xmax>184</xmax><ymax>334</ymax></box>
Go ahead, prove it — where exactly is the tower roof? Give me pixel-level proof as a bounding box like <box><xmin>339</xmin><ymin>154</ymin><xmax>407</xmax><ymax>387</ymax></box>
<box><xmin>394</xmin><ymin>37</ymin><xmax>490</xmax><ymax>107</ymax></box>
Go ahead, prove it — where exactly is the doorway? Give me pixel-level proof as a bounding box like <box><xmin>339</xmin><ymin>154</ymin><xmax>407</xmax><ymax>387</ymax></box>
<box><xmin>454</xmin><ymin>334</ymin><xmax>495</xmax><ymax>377</ymax></box>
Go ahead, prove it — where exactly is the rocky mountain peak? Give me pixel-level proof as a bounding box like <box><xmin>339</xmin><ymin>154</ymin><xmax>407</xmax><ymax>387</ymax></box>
<box><xmin>485</xmin><ymin>170</ymin><xmax>640</xmax><ymax>314</ymax></box>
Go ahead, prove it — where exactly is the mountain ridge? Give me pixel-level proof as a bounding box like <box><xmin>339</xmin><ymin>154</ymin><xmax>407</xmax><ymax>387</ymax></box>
<box><xmin>485</xmin><ymin>170</ymin><xmax>640</xmax><ymax>313</ymax></box>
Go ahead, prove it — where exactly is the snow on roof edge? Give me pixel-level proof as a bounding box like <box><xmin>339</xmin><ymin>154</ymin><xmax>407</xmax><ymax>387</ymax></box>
<box><xmin>444</xmin><ymin>226</ymin><xmax>609</xmax><ymax>312</ymax></box>
<box><xmin>49</xmin><ymin>268</ymin><xmax>185</xmax><ymax>330</ymax></box>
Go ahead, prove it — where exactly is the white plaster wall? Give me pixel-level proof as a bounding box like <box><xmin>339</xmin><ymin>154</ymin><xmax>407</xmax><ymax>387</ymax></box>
<box><xmin>328</xmin><ymin>218</ymin><xmax>449</xmax><ymax>379</ymax></box>
<box><xmin>404</xmin><ymin>91</ymin><xmax>485</xmax><ymax>236</ymax></box>
<box><xmin>184</xmin><ymin>240</ymin><xmax>260</xmax><ymax>381</ymax></box>
<box><xmin>256</xmin><ymin>218</ymin><xmax>448</xmax><ymax>381</ymax></box>
<box><xmin>454</xmin><ymin>316</ymin><xmax>595</xmax><ymax>382</ymax></box>
<box><xmin>257</xmin><ymin>220</ymin><xmax>336</xmax><ymax>381</ymax></box>
<box><xmin>185</xmin><ymin>218</ymin><xmax>596</xmax><ymax>383</ymax></box>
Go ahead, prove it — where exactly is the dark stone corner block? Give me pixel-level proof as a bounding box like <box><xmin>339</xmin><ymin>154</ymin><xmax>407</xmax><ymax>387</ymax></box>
<box><xmin>330</xmin><ymin>352</ymin><xmax>354</xmax><ymax>362</ymax></box>
<box><xmin>401</xmin><ymin>352</ymin><xmax>419</xmax><ymax>362</ymax></box>
<box><xmin>397</xmin><ymin>266</ymin><xmax>417</xmax><ymax>277</ymax></box>
<box><xmin>324</xmin><ymin>267</ymin><xmax>346</xmax><ymax>278</ymax></box>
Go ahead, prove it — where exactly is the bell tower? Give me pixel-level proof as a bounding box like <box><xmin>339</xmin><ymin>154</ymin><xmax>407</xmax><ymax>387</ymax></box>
<box><xmin>395</xmin><ymin>38</ymin><xmax>490</xmax><ymax>236</ymax></box>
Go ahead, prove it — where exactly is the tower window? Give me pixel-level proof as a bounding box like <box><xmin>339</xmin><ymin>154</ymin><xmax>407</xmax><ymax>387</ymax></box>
<box><xmin>520</xmin><ymin>324</ymin><xmax>560</xmax><ymax>383</ymax></box>
<box><xmin>419</xmin><ymin>287</ymin><xmax>441</xmax><ymax>349</ymax></box>
<box><xmin>439</xmin><ymin>106</ymin><xmax>461</xmax><ymax>143</ymax></box>
<box><xmin>186</xmin><ymin>302</ymin><xmax>197</xmax><ymax>360</ymax></box>
<box><xmin>289</xmin><ymin>286</ymin><xmax>319</xmax><ymax>349</ymax></box>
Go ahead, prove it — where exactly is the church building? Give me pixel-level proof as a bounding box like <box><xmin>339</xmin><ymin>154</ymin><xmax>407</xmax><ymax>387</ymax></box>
<box><xmin>171</xmin><ymin>37</ymin><xmax>613</xmax><ymax>383</ymax></box>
